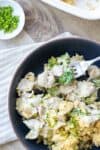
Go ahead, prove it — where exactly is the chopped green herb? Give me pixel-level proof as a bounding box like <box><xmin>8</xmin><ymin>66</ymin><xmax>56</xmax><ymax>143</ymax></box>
<box><xmin>84</xmin><ymin>98</ymin><xmax>95</xmax><ymax>105</ymax></box>
<box><xmin>92</xmin><ymin>78</ymin><xmax>100</xmax><ymax>88</ymax></box>
<box><xmin>57</xmin><ymin>53</ymin><xmax>70</xmax><ymax>65</ymax></box>
<box><xmin>71</xmin><ymin>108</ymin><xmax>88</xmax><ymax>116</ymax></box>
<box><xmin>69</xmin><ymin>116</ymin><xmax>78</xmax><ymax>128</ymax></box>
<box><xmin>58</xmin><ymin>68</ymin><xmax>74</xmax><ymax>84</ymax></box>
<box><xmin>0</xmin><ymin>6</ymin><xmax>19</xmax><ymax>33</ymax></box>
<box><xmin>84</xmin><ymin>92</ymin><xmax>97</xmax><ymax>104</ymax></box>
<box><xmin>45</xmin><ymin>112</ymin><xmax>57</xmax><ymax>128</ymax></box>
<box><xmin>48</xmin><ymin>57</ymin><xmax>57</xmax><ymax>68</ymax></box>
<box><xmin>70</xmin><ymin>128</ymin><xmax>78</xmax><ymax>137</ymax></box>
<box><xmin>47</xmin><ymin>86</ymin><xmax>58</xmax><ymax>96</ymax></box>
<box><xmin>43</xmin><ymin>94</ymin><xmax>51</xmax><ymax>100</ymax></box>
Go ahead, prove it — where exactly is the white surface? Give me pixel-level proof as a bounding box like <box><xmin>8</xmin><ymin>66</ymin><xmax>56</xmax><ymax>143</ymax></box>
<box><xmin>41</xmin><ymin>0</ymin><xmax>100</xmax><ymax>20</ymax></box>
<box><xmin>0</xmin><ymin>32</ymin><xmax>72</xmax><ymax>145</ymax></box>
<box><xmin>0</xmin><ymin>0</ymin><xmax>25</xmax><ymax>40</ymax></box>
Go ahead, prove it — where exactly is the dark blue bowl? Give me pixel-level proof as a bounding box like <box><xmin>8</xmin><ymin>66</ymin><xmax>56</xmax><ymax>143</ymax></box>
<box><xmin>9</xmin><ymin>38</ymin><xmax>100</xmax><ymax>150</ymax></box>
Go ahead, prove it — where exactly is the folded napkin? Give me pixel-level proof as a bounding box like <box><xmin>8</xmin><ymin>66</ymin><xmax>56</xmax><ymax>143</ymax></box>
<box><xmin>0</xmin><ymin>32</ymin><xmax>74</xmax><ymax>145</ymax></box>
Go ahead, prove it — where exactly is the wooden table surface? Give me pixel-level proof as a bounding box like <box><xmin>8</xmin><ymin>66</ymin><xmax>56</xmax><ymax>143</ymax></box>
<box><xmin>0</xmin><ymin>0</ymin><xmax>100</xmax><ymax>150</ymax></box>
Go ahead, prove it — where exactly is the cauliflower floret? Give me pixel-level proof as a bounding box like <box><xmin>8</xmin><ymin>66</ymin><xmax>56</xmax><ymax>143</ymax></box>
<box><xmin>27</xmin><ymin>94</ymin><xmax>43</xmax><ymax>106</ymax></box>
<box><xmin>67</xmin><ymin>92</ymin><xmax>81</xmax><ymax>101</ymax></box>
<box><xmin>25</xmin><ymin>129</ymin><xmax>38</xmax><ymax>140</ymax></box>
<box><xmin>71</xmin><ymin>54</ymin><xmax>83</xmax><ymax>62</ymax></box>
<box><xmin>16</xmin><ymin>94</ymin><xmax>42</xmax><ymax>119</ymax></box>
<box><xmin>23</xmin><ymin>119</ymin><xmax>43</xmax><ymax>129</ymax></box>
<box><xmin>88</xmin><ymin>65</ymin><xmax>100</xmax><ymax>79</ymax></box>
<box><xmin>52</xmin><ymin>65</ymin><xmax>63</xmax><ymax>77</ymax></box>
<box><xmin>77</xmin><ymin>81</ymin><xmax>96</xmax><ymax>98</ymax></box>
<box><xmin>25</xmin><ymin>72</ymin><xmax>35</xmax><ymax>81</ymax></box>
<box><xmin>24</xmin><ymin>119</ymin><xmax>43</xmax><ymax>139</ymax></box>
<box><xmin>86</xmin><ymin>108</ymin><xmax>100</xmax><ymax>116</ymax></box>
<box><xmin>17</xmin><ymin>78</ymin><xmax>34</xmax><ymax>95</ymax></box>
<box><xmin>79</xmin><ymin>115</ymin><xmax>99</xmax><ymax>127</ymax></box>
<box><xmin>22</xmin><ymin>91</ymin><xmax>34</xmax><ymax>98</ymax></box>
<box><xmin>44</xmin><ymin>97</ymin><xmax>61</xmax><ymax>109</ymax></box>
<box><xmin>59</xmin><ymin>84</ymin><xmax>76</xmax><ymax>95</ymax></box>
<box><xmin>37</xmin><ymin>71</ymin><xmax>55</xmax><ymax>88</ymax></box>
<box><xmin>16</xmin><ymin>98</ymin><xmax>37</xmax><ymax>119</ymax></box>
<box><xmin>37</xmin><ymin>72</ymin><xmax>47</xmax><ymax>87</ymax></box>
<box><xmin>40</xmin><ymin>125</ymin><xmax>53</xmax><ymax>139</ymax></box>
<box><xmin>59</xmin><ymin>101</ymin><xmax>73</xmax><ymax>115</ymax></box>
<box><xmin>17</xmin><ymin>72</ymin><xmax>35</xmax><ymax>95</ymax></box>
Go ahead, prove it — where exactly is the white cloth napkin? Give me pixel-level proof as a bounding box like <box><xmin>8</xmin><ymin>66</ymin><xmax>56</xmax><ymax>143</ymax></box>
<box><xmin>0</xmin><ymin>32</ymin><xmax>74</xmax><ymax>145</ymax></box>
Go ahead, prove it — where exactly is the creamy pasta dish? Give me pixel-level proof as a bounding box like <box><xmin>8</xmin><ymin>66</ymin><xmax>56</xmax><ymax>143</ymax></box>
<box><xmin>16</xmin><ymin>53</ymin><xmax>100</xmax><ymax>150</ymax></box>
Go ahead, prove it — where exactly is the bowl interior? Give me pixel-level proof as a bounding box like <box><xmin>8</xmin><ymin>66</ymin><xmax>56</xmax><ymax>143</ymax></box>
<box><xmin>9</xmin><ymin>38</ymin><xmax>100</xmax><ymax>150</ymax></box>
<box><xmin>0</xmin><ymin>0</ymin><xmax>25</xmax><ymax>40</ymax></box>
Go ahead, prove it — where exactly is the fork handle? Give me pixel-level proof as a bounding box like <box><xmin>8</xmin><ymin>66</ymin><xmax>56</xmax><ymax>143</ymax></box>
<box><xmin>87</xmin><ymin>56</ymin><xmax>100</xmax><ymax>66</ymax></box>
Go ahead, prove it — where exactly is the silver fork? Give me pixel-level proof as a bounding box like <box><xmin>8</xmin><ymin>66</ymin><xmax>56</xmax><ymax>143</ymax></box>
<box><xmin>70</xmin><ymin>56</ymin><xmax>100</xmax><ymax>78</ymax></box>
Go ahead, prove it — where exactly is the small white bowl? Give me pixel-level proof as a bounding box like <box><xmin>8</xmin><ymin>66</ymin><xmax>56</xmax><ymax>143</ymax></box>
<box><xmin>0</xmin><ymin>0</ymin><xmax>25</xmax><ymax>40</ymax></box>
